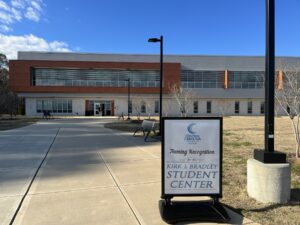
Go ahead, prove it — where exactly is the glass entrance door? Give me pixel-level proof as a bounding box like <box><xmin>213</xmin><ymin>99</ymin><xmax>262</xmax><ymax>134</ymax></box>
<box><xmin>94</xmin><ymin>103</ymin><xmax>101</xmax><ymax>116</ymax></box>
<box><xmin>89</xmin><ymin>101</ymin><xmax>112</xmax><ymax>116</ymax></box>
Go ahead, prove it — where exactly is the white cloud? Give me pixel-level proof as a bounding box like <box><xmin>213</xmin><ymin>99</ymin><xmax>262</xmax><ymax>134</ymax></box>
<box><xmin>31</xmin><ymin>1</ymin><xmax>42</xmax><ymax>11</ymax></box>
<box><xmin>0</xmin><ymin>34</ymin><xmax>71</xmax><ymax>59</ymax></box>
<box><xmin>0</xmin><ymin>24</ymin><xmax>12</xmax><ymax>32</ymax></box>
<box><xmin>0</xmin><ymin>0</ymin><xmax>44</xmax><ymax>32</ymax></box>
<box><xmin>25</xmin><ymin>6</ymin><xmax>39</xmax><ymax>21</ymax></box>
<box><xmin>0</xmin><ymin>11</ymin><xmax>14</xmax><ymax>24</ymax></box>
<box><xmin>0</xmin><ymin>1</ymin><xmax>10</xmax><ymax>11</ymax></box>
<box><xmin>12</xmin><ymin>8</ymin><xmax>22</xmax><ymax>21</ymax></box>
<box><xmin>11</xmin><ymin>0</ymin><xmax>25</xmax><ymax>9</ymax></box>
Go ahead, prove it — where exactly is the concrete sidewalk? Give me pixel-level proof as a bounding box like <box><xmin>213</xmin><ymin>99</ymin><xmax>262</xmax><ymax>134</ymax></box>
<box><xmin>0</xmin><ymin>118</ymin><xmax>258</xmax><ymax>225</ymax></box>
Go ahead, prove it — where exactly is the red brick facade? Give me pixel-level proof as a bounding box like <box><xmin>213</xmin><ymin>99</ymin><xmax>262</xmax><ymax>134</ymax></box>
<box><xmin>9</xmin><ymin>60</ymin><xmax>181</xmax><ymax>94</ymax></box>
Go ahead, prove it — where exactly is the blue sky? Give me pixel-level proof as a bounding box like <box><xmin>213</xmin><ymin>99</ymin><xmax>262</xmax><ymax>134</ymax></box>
<box><xmin>0</xmin><ymin>0</ymin><xmax>300</xmax><ymax>59</ymax></box>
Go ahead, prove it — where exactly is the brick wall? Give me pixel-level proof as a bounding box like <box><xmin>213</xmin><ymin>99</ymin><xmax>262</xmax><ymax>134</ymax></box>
<box><xmin>9</xmin><ymin>60</ymin><xmax>181</xmax><ymax>94</ymax></box>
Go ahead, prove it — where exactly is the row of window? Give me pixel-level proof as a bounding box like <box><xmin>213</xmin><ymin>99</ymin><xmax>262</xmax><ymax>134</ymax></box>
<box><xmin>32</xmin><ymin>68</ymin><xmax>160</xmax><ymax>88</ymax></box>
<box><xmin>36</xmin><ymin>99</ymin><xmax>72</xmax><ymax>113</ymax></box>
<box><xmin>128</xmin><ymin>100</ymin><xmax>160</xmax><ymax>114</ymax></box>
<box><xmin>193</xmin><ymin>101</ymin><xmax>265</xmax><ymax>114</ymax></box>
<box><xmin>182</xmin><ymin>70</ymin><xmax>264</xmax><ymax>89</ymax></box>
<box><xmin>128</xmin><ymin>100</ymin><xmax>265</xmax><ymax>115</ymax></box>
<box><xmin>32</xmin><ymin>68</ymin><xmax>269</xmax><ymax>89</ymax></box>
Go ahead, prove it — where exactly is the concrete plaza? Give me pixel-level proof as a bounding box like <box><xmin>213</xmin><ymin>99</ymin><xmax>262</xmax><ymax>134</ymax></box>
<box><xmin>0</xmin><ymin>118</ymin><xmax>258</xmax><ymax>225</ymax></box>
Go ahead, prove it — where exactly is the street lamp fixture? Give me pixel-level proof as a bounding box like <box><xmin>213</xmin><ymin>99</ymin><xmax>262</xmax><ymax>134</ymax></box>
<box><xmin>148</xmin><ymin>35</ymin><xmax>163</xmax><ymax>135</ymax></box>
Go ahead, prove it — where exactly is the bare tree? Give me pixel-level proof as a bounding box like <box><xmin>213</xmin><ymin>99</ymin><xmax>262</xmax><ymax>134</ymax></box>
<box><xmin>6</xmin><ymin>92</ymin><xmax>19</xmax><ymax>118</ymax></box>
<box><xmin>141</xmin><ymin>97</ymin><xmax>152</xmax><ymax>119</ymax></box>
<box><xmin>131</xmin><ymin>96</ymin><xmax>141</xmax><ymax>120</ymax></box>
<box><xmin>169</xmin><ymin>83</ymin><xmax>195</xmax><ymax>117</ymax></box>
<box><xmin>162</xmin><ymin>98</ymin><xmax>173</xmax><ymax>117</ymax></box>
<box><xmin>216</xmin><ymin>99</ymin><xmax>231</xmax><ymax>117</ymax></box>
<box><xmin>275</xmin><ymin>66</ymin><xmax>300</xmax><ymax>158</ymax></box>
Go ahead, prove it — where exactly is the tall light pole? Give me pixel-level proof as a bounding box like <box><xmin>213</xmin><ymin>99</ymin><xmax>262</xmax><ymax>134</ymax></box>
<box><xmin>127</xmin><ymin>78</ymin><xmax>131</xmax><ymax>120</ymax></box>
<box><xmin>148</xmin><ymin>35</ymin><xmax>163</xmax><ymax>135</ymax></box>
<box><xmin>265</xmin><ymin>0</ymin><xmax>275</xmax><ymax>153</ymax></box>
<box><xmin>254</xmin><ymin>0</ymin><xmax>285</xmax><ymax>163</ymax></box>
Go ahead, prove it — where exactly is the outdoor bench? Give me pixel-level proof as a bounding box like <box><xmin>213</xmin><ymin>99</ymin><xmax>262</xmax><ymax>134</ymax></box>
<box><xmin>42</xmin><ymin>110</ymin><xmax>52</xmax><ymax>120</ymax></box>
<box><xmin>133</xmin><ymin>120</ymin><xmax>159</xmax><ymax>142</ymax></box>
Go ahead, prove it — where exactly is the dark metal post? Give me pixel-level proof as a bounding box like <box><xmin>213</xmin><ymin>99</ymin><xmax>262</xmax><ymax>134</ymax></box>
<box><xmin>127</xmin><ymin>78</ymin><xmax>131</xmax><ymax>120</ymax></box>
<box><xmin>148</xmin><ymin>35</ymin><xmax>164</xmax><ymax>135</ymax></box>
<box><xmin>254</xmin><ymin>0</ymin><xmax>285</xmax><ymax>163</ymax></box>
<box><xmin>159</xmin><ymin>35</ymin><xmax>164</xmax><ymax>134</ymax></box>
<box><xmin>265</xmin><ymin>0</ymin><xmax>275</xmax><ymax>152</ymax></box>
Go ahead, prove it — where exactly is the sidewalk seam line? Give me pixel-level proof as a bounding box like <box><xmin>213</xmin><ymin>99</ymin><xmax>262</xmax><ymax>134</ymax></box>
<box><xmin>26</xmin><ymin>185</ymin><xmax>118</xmax><ymax>196</ymax></box>
<box><xmin>9</xmin><ymin>128</ymin><xmax>60</xmax><ymax>225</ymax></box>
<box><xmin>107</xmin><ymin>128</ymin><xmax>159</xmax><ymax>159</ymax></box>
<box><xmin>98</xmin><ymin>152</ymin><xmax>145</xmax><ymax>225</ymax></box>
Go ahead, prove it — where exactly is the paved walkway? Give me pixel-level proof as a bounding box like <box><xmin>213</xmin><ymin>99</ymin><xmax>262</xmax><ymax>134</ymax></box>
<box><xmin>0</xmin><ymin>118</ymin><xmax>258</xmax><ymax>225</ymax></box>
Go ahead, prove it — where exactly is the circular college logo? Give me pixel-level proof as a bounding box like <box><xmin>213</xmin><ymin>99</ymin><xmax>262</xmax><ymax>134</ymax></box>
<box><xmin>184</xmin><ymin>123</ymin><xmax>201</xmax><ymax>144</ymax></box>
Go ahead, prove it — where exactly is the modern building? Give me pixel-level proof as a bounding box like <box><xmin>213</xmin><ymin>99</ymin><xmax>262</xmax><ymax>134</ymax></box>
<box><xmin>9</xmin><ymin>52</ymin><xmax>300</xmax><ymax>117</ymax></box>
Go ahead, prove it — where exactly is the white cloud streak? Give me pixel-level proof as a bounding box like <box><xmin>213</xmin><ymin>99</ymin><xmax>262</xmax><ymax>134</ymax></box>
<box><xmin>0</xmin><ymin>0</ymin><xmax>43</xmax><ymax>32</ymax></box>
<box><xmin>0</xmin><ymin>34</ymin><xmax>71</xmax><ymax>59</ymax></box>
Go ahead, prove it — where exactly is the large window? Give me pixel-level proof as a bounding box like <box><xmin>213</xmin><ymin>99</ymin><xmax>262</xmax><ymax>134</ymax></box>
<box><xmin>155</xmin><ymin>100</ymin><xmax>159</xmax><ymax>113</ymax></box>
<box><xmin>193</xmin><ymin>101</ymin><xmax>198</xmax><ymax>114</ymax></box>
<box><xmin>260</xmin><ymin>102</ymin><xmax>265</xmax><ymax>114</ymax></box>
<box><xmin>32</xmin><ymin>68</ymin><xmax>160</xmax><ymax>88</ymax></box>
<box><xmin>141</xmin><ymin>101</ymin><xmax>146</xmax><ymax>113</ymax></box>
<box><xmin>37</xmin><ymin>99</ymin><xmax>72</xmax><ymax>113</ymax></box>
<box><xmin>206</xmin><ymin>101</ymin><xmax>212</xmax><ymax>114</ymax></box>
<box><xmin>181</xmin><ymin>70</ymin><xmax>224</xmax><ymax>88</ymax></box>
<box><xmin>235</xmin><ymin>101</ymin><xmax>240</xmax><ymax>114</ymax></box>
<box><xmin>229</xmin><ymin>71</ymin><xmax>264</xmax><ymax>89</ymax></box>
<box><xmin>247</xmin><ymin>101</ymin><xmax>253</xmax><ymax>114</ymax></box>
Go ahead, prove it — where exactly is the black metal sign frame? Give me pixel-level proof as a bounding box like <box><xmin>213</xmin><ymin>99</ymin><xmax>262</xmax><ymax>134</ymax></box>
<box><xmin>161</xmin><ymin>117</ymin><xmax>223</xmax><ymax>199</ymax></box>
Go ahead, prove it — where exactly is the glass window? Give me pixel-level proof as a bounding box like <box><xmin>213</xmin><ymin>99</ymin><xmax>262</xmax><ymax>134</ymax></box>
<box><xmin>229</xmin><ymin>71</ymin><xmax>264</xmax><ymax>89</ymax></box>
<box><xmin>260</xmin><ymin>102</ymin><xmax>265</xmax><ymax>114</ymax></box>
<box><xmin>206</xmin><ymin>101</ymin><xmax>211</xmax><ymax>114</ymax></box>
<box><xmin>193</xmin><ymin>101</ymin><xmax>198</xmax><ymax>113</ymax></box>
<box><xmin>155</xmin><ymin>100</ymin><xmax>159</xmax><ymax>113</ymax></box>
<box><xmin>248</xmin><ymin>101</ymin><xmax>253</xmax><ymax>114</ymax></box>
<box><xmin>33</xmin><ymin>68</ymin><xmax>159</xmax><ymax>88</ymax></box>
<box><xmin>36</xmin><ymin>100</ymin><xmax>42</xmax><ymax>113</ymax></box>
<box><xmin>141</xmin><ymin>101</ymin><xmax>146</xmax><ymax>113</ymax></box>
<box><xmin>52</xmin><ymin>100</ymin><xmax>58</xmax><ymax>113</ymax></box>
<box><xmin>57</xmin><ymin>100</ymin><xmax>63</xmax><ymax>113</ymax></box>
<box><xmin>68</xmin><ymin>100</ymin><xmax>72</xmax><ymax>113</ymax></box>
<box><xmin>181</xmin><ymin>70</ymin><xmax>223</xmax><ymax>89</ymax></box>
<box><xmin>235</xmin><ymin>101</ymin><xmax>240</xmax><ymax>114</ymax></box>
<box><xmin>63</xmin><ymin>100</ymin><xmax>68</xmax><ymax>113</ymax></box>
<box><xmin>36</xmin><ymin>99</ymin><xmax>72</xmax><ymax>114</ymax></box>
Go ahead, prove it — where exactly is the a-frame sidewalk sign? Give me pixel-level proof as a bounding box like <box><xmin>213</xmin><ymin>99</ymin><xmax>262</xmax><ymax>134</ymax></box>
<box><xmin>159</xmin><ymin>117</ymin><xmax>230</xmax><ymax>224</ymax></box>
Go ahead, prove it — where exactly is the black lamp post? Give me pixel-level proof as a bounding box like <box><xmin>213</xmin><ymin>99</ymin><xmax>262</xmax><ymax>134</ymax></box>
<box><xmin>265</xmin><ymin>0</ymin><xmax>275</xmax><ymax>153</ymax></box>
<box><xmin>148</xmin><ymin>35</ymin><xmax>163</xmax><ymax>134</ymax></box>
<box><xmin>127</xmin><ymin>78</ymin><xmax>131</xmax><ymax>120</ymax></box>
<box><xmin>254</xmin><ymin>0</ymin><xmax>286</xmax><ymax>163</ymax></box>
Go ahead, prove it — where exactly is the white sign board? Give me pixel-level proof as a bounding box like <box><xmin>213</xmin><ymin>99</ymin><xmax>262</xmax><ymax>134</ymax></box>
<box><xmin>163</xmin><ymin>118</ymin><xmax>222</xmax><ymax>196</ymax></box>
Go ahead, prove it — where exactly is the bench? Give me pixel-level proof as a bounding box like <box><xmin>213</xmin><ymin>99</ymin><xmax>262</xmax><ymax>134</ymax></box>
<box><xmin>133</xmin><ymin>120</ymin><xmax>159</xmax><ymax>142</ymax></box>
<box><xmin>42</xmin><ymin>110</ymin><xmax>52</xmax><ymax>120</ymax></box>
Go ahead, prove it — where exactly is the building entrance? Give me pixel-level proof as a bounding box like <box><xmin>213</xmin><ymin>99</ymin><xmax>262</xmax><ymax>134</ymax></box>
<box><xmin>86</xmin><ymin>100</ymin><xmax>112</xmax><ymax>116</ymax></box>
